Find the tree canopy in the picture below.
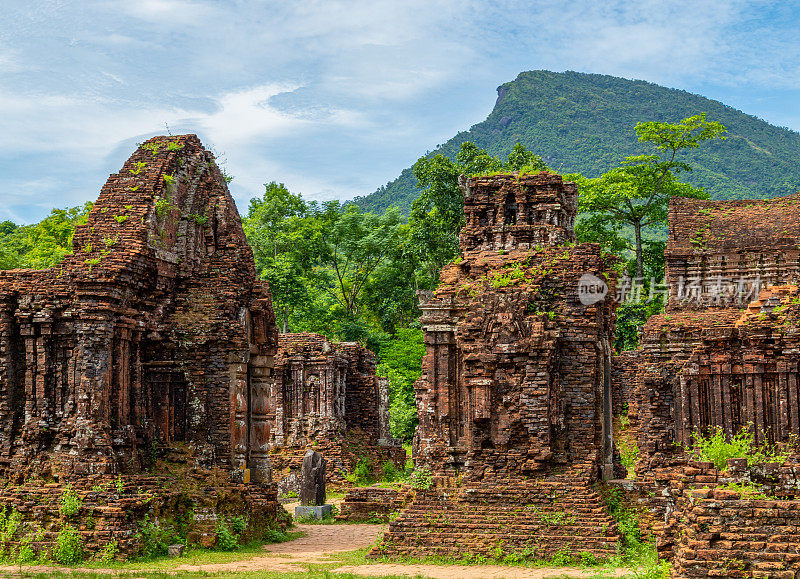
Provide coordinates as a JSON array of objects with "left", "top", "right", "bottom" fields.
[{"left": 578, "top": 114, "right": 726, "bottom": 279}]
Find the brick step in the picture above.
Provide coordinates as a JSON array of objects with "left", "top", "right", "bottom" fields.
[
  {"left": 372, "top": 473, "right": 621, "bottom": 560},
  {"left": 398, "top": 507, "right": 612, "bottom": 518}
]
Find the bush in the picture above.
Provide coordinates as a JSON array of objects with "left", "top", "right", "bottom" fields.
[
  {"left": 381, "top": 461, "right": 400, "bottom": 482},
  {"left": 229, "top": 515, "right": 247, "bottom": 536},
  {"left": 687, "top": 425, "right": 793, "bottom": 471},
  {"left": 99, "top": 539, "right": 119, "bottom": 563},
  {"left": 618, "top": 438, "right": 640, "bottom": 473},
  {"left": 15, "top": 532, "right": 37, "bottom": 564},
  {"left": 0, "top": 507, "right": 21, "bottom": 548},
  {"left": 53, "top": 525, "right": 84, "bottom": 564},
  {"left": 263, "top": 528, "right": 291, "bottom": 544},
  {"left": 215, "top": 517, "right": 239, "bottom": 551},
  {"left": 346, "top": 457, "right": 374, "bottom": 486},
  {"left": 689, "top": 426, "right": 753, "bottom": 470},
  {"left": 410, "top": 466, "right": 432, "bottom": 490},
  {"left": 137, "top": 518, "right": 180, "bottom": 559},
  {"left": 60, "top": 486, "right": 83, "bottom": 517}
]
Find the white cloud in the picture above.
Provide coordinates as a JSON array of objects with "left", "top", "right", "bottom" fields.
[
  {"left": 114, "top": 0, "right": 217, "bottom": 26},
  {"left": 1, "top": 0, "right": 798, "bottom": 223}
]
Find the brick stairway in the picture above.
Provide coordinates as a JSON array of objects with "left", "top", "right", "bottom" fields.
[{"left": 373, "top": 467, "right": 620, "bottom": 560}]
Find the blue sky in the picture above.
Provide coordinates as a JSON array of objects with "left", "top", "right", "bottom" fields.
[{"left": 1, "top": 0, "right": 799, "bottom": 223}]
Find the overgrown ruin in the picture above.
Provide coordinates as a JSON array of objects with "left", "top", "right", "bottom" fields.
[
  {"left": 269, "top": 332, "right": 404, "bottom": 492},
  {"left": 3, "top": 132, "right": 800, "bottom": 575},
  {"left": 614, "top": 194, "right": 800, "bottom": 577},
  {"left": 0, "top": 135, "right": 287, "bottom": 558},
  {"left": 378, "top": 172, "right": 622, "bottom": 560}
]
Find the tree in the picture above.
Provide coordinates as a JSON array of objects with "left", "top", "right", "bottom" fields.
[
  {"left": 0, "top": 203, "right": 93, "bottom": 271},
  {"left": 312, "top": 202, "right": 405, "bottom": 321},
  {"left": 579, "top": 114, "right": 727, "bottom": 279},
  {"left": 376, "top": 327, "right": 426, "bottom": 440},
  {"left": 243, "top": 182, "right": 320, "bottom": 333}
]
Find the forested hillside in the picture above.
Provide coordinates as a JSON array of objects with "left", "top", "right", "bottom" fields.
[{"left": 354, "top": 70, "right": 800, "bottom": 213}]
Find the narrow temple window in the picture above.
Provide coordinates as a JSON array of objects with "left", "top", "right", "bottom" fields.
[{"left": 504, "top": 193, "right": 517, "bottom": 225}]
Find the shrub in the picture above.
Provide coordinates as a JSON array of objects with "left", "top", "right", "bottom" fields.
[
  {"left": 381, "top": 461, "right": 400, "bottom": 482},
  {"left": 410, "top": 466, "right": 432, "bottom": 490},
  {"left": 215, "top": 517, "right": 240, "bottom": 551},
  {"left": 15, "top": 531, "right": 37, "bottom": 564},
  {"left": 689, "top": 426, "right": 752, "bottom": 470},
  {"left": 346, "top": 457, "right": 374, "bottom": 486},
  {"left": 688, "top": 425, "right": 793, "bottom": 471},
  {"left": 0, "top": 507, "right": 21, "bottom": 546},
  {"left": 229, "top": 515, "right": 247, "bottom": 536},
  {"left": 618, "top": 438, "right": 640, "bottom": 473},
  {"left": 263, "top": 528, "right": 291, "bottom": 544},
  {"left": 60, "top": 486, "right": 83, "bottom": 517},
  {"left": 53, "top": 525, "right": 84, "bottom": 564},
  {"left": 99, "top": 539, "right": 119, "bottom": 563},
  {"left": 137, "top": 518, "right": 180, "bottom": 558}
]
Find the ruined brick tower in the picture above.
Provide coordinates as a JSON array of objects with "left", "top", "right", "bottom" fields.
[
  {"left": 378, "top": 172, "right": 621, "bottom": 561},
  {"left": 0, "top": 135, "right": 278, "bottom": 481},
  {"left": 414, "top": 172, "right": 618, "bottom": 480},
  {"left": 631, "top": 194, "right": 800, "bottom": 474},
  {"left": 269, "top": 332, "right": 404, "bottom": 491}
]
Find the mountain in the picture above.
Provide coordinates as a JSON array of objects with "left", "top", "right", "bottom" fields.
[{"left": 353, "top": 70, "right": 800, "bottom": 214}]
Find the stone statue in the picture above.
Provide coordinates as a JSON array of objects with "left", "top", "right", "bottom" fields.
[{"left": 300, "top": 449, "right": 326, "bottom": 507}]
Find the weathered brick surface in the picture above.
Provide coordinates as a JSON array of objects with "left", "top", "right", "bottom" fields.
[
  {"left": 672, "top": 492, "right": 800, "bottom": 579},
  {"left": 269, "top": 332, "right": 404, "bottom": 492},
  {"left": 0, "top": 135, "right": 289, "bottom": 559},
  {"left": 626, "top": 194, "right": 800, "bottom": 476},
  {"left": 339, "top": 486, "right": 414, "bottom": 522},
  {"left": 665, "top": 195, "right": 800, "bottom": 311},
  {"left": 414, "top": 173, "right": 618, "bottom": 480},
  {"left": 612, "top": 351, "right": 640, "bottom": 422},
  {"left": 377, "top": 466, "right": 619, "bottom": 560},
  {"left": 382, "top": 172, "right": 621, "bottom": 559},
  {"left": 0, "top": 135, "right": 278, "bottom": 480},
  {"left": 0, "top": 471, "right": 289, "bottom": 560}
]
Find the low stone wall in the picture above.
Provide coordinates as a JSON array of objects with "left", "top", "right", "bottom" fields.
[
  {"left": 609, "top": 456, "right": 800, "bottom": 564},
  {"left": 0, "top": 472, "right": 289, "bottom": 560},
  {"left": 672, "top": 488, "right": 800, "bottom": 578},
  {"left": 339, "top": 486, "right": 414, "bottom": 522}
]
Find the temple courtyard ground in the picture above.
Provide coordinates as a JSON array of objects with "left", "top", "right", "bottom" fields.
[{"left": 0, "top": 521, "right": 640, "bottom": 578}]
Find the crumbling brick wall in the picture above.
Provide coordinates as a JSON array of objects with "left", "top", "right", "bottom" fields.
[
  {"left": 0, "top": 471, "right": 289, "bottom": 560},
  {"left": 269, "top": 332, "right": 404, "bottom": 491},
  {"left": 612, "top": 351, "right": 640, "bottom": 421},
  {"left": 632, "top": 195, "right": 800, "bottom": 474},
  {"left": 0, "top": 135, "right": 278, "bottom": 482},
  {"left": 665, "top": 195, "right": 800, "bottom": 311},
  {"left": 672, "top": 489, "right": 800, "bottom": 578}
]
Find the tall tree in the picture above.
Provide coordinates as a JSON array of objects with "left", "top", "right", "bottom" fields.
[
  {"left": 243, "top": 182, "right": 320, "bottom": 333},
  {"left": 579, "top": 114, "right": 727, "bottom": 279},
  {"left": 312, "top": 202, "right": 405, "bottom": 320},
  {"left": 0, "top": 203, "right": 93, "bottom": 270}
]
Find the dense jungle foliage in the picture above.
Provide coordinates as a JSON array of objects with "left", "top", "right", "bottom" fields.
[{"left": 354, "top": 70, "right": 800, "bottom": 214}]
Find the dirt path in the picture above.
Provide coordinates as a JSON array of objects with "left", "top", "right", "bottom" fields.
[
  {"left": 173, "top": 523, "right": 386, "bottom": 573},
  {"left": 0, "top": 523, "right": 632, "bottom": 578}
]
